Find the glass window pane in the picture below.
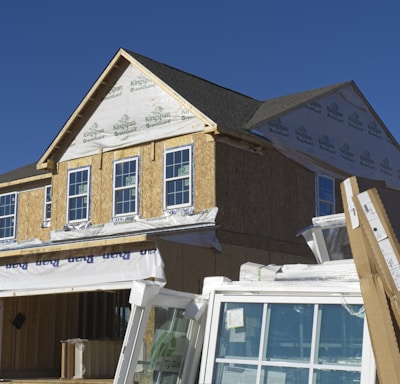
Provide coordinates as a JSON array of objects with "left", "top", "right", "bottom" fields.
[
  {"left": 313, "top": 369, "right": 360, "bottom": 384},
  {"left": 316, "top": 304, "right": 364, "bottom": 366},
  {"left": 319, "top": 177, "right": 333, "bottom": 201},
  {"left": 265, "top": 304, "right": 313, "bottom": 362},
  {"left": 213, "top": 363, "right": 257, "bottom": 384},
  {"left": 216, "top": 303, "right": 263, "bottom": 359},
  {"left": 319, "top": 202, "right": 333, "bottom": 216},
  {"left": 261, "top": 366, "right": 309, "bottom": 384},
  {"left": 134, "top": 307, "right": 190, "bottom": 383}
]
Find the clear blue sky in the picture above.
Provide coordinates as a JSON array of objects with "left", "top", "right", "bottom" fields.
[{"left": 0, "top": 0, "right": 399, "bottom": 174}]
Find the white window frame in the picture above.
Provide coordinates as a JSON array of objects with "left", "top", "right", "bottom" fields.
[
  {"left": 43, "top": 185, "right": 52, "bottom": 226},
  {"left": 114, "top": 281, "right": 206, "bottom": 384},
  {"left": 112, "top": 157, "right": 139, "bottom": 217},
  {"left": 200, "top": 292, "right": 375, "bottom": 384},
  {"left": 316, "top": 174, "right": 335, "bottom": 216},
  {"left": 67, "top": 166, "right": 91, "bottom": 223},
  {"left": 164, "top": 145, "right": 193, "bottom": 210},
  {"left": 0, "top": 192, "right": 17, "bottom": 240}
]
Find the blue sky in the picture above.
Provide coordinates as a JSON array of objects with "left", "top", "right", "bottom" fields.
[{"left": 0, "top": 1, "right": 399, "bottom": 174}]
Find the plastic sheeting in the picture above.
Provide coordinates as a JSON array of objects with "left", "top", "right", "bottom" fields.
[
  {"left": 0, "top": 248, "right": 165, "bottom": 294},
  {"left": 251, "top": 85, "right": 400, "bottom": 189},
  {"left": 61, "top": 64, "right": 204, "bottom": 162},
  {"left": 51, "top": 207, "right": 219, "bottom": 243}
]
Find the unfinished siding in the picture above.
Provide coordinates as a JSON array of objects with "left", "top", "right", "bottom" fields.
[
  {"left": 49, "top": 132, "right": 216, "bottom": 230},
  {"left": 1, "top": 294, "right": 80, "bottom": 378},
  {"left": 215, "top": 140, "right": 315, "bottom": 263},
  {"left": 16, "top": 185, "right": 51, "bottom": 242}
]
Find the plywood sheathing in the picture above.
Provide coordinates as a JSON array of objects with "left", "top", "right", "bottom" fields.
[{"left": 215, "top": 140, "right": 315, "bottom": 262}]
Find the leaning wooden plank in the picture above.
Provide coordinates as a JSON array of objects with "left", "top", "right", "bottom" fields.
[
  {"left": 354, "top": 187, "right": 400, "bottom": 326},
  {"left": 341, "top": 177, "right": 400, "bottom": 383}
]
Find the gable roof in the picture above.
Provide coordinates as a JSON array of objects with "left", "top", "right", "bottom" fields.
[
  {"left": 124, "top": 50, "right": 263, "bottom": 132},
  {"left": 1, "top": 48, "right": 397, "bottom": 182},
  {"left": 245, "top": 82, "right": 350, "bottom": 129}
]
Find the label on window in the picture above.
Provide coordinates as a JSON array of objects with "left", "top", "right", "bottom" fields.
[{"left": 226, "top": 307, "right": 244, "bottom": 328}]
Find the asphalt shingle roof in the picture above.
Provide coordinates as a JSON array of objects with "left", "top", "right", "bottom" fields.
[
  {"left": 126, "top": 50, "right": 263, "bottom": 131},
  {"left": 0, "top": 163, "right": 48, "bottom": 184},
  {"left": 0, "top": 49, "right": 360, "bottom": 182}
]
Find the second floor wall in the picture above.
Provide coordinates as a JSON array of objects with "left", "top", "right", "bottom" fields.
[{"left": 1, "top": 131, "right": 216, "bottom": 243}]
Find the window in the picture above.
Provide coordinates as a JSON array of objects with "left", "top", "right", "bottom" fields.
[
  {"left": 164, "top": 146, "right": 192, "bottom": 209},
  {"left": 0, "top": 192, "right": 17, "bottom": 240},
  {"left": 113, "top": 158, "right": 138, "bottom": 216},
  {"left": 114, "top": 283, "right": 204, "bottom": 384},
  {"left": 67, "top": 167, "right": 90, "bottom": 223},
  {"left": 43, "top": 185, "right": 52, "bottom": 224},
  {"left": 201, "top": 295, "right": 375, "bottom": 384},
  {"left": 316, "top": 174, "right": 335, "bottom": 216}
]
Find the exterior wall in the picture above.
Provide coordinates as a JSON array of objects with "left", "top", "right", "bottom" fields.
[
  {"left": 215, "top": 141, "right": 318, "bottom": 266},
  {"left": 49, "top": 132, "right": 215, "bottom": 231},
  {"left": 1, "top": 294, "right": 79, "bottom": 378},
  {"left": 5, "top": 181, "right": 52, "bottom": 243}
]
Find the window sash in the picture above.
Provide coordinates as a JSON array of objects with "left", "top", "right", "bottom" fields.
[
  {"left": 113, "top": 158, "right": 138, "bottom": 217},
  {"left": 316, "top": 175, "right": 335, "bottom": 216},
  {"left": 164, "top": 146, "right": 192, "bottom": 209},
  {"left": 44, "top": 185, "right": 52, "bottom": 221},
  {"left": 0, "top": 192, "right": 17, "bottom": 240},
  {"left": 67, "top": 167, "right": 90, "bottom": 223},
  {"left": 203, "top": 294, "right": 374, "bottom": 384}
]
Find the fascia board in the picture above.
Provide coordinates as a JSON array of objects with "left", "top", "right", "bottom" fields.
[{"left": 36, "top": 49, "right": 130, "bottom": 170}]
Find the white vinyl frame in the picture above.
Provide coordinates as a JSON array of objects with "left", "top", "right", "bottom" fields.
[
  {"left": 43, "top": 185, "right": 52, "bottom": 223},
  {"left": 0, "top": 191, "right": 18, "bottom": 240},
  {"left": 200, "top": 291, "right": 376, "bottom": 384},
  {"left": 114, "top": 283, "right": 206, "bottom": 384},
  {"left": 316, "top": 174, "right": 335, "bottom": 216},
  {"left": 112, "top": 157, "right": 139, "bottom": 217},
  {"left": 66, "top": 166, "right": 91, "bottom": 223},
  {"left": 163, "top": 145, "right": 193, "bottom": 210}
]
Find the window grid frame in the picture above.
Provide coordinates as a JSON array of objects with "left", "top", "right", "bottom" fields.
[
  {"left": 0, "top": 192, "right": 17, "bottom": 240},
  {"left": 204, "top": 294, "right": 374, "bottom": 384},
  {"left": 112, "top": 156, "right": 139, "bottom": 217},
  {"left": 164, "top": 145, "right": 193, "bottom": 210},
  {"left": 43, "top": 185, "right": 52, "bottom": 222},
  {"left": 316, "top": 174, "right": 335, "bottom": 216},
  {"left": 67, "top": 166, "right": 91, "bottom": 223}
]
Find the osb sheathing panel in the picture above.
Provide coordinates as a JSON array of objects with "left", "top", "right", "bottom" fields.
[
  {"left": 215, "top": 142, "right": 315, "bottom": 260},
  {"left": 16, "top": 187, "right": 51, "bottom": 242},
  {"left": 2, "top": 294, "right": 79, "bottom": 374},
  {"left": 158, "top": 239, "right": 217, "bottom": 293},
  {"left": 52, "top": 133, "right": 215, "bottom": 229}
]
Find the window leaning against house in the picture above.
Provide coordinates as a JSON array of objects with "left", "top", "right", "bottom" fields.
[
  {"left": 67, "top": 167, "right": 91, "bottom": 223},
  {"left": 164, "top": 145, "right": 193, "bottom": 209},
  {"left": 113, "top": 157, "right": 139, "bottom": 217},
  {"left": 316, "top": 174, "right": 335, "bottom": 216},
  {"left": 42, "top": 185, "right": 52, "bottom": 227},
  {"left": 0, "top": 192, "right": 17, "bottom": 240}
]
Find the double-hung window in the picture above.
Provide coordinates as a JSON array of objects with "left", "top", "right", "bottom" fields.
[
  {"left": 164, "top": 145, "right": 193, "bottom": 209},
  {"left": 0, "top": 192, "right": 17, "bottom": 240},
  {"left": 113, "top": 157, "right": 139, "bottom": 217},
  {"left": 43, "top": 185, "right": 52, "bottom": 225},
  {"left": 67, "top": 167, "right": 90, "bottom": 223},
  {"left": 316, "top": 174, "right": 335, "bottom": 216}
]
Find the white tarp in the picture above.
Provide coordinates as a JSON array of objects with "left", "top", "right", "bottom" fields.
[
  {"left": 51, "top": 207, "right": 219, "bottom": 243},
  {"left": 251, "top": 84, "right": 400, "bottom": 189},
  {"left": 61, "top": 64, "right": 204, "bottom": 161},
  {"left": 0, "top": 248, "right": 165, "bottom": 293}
]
